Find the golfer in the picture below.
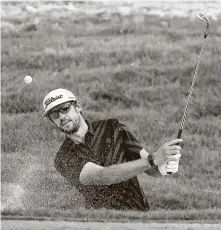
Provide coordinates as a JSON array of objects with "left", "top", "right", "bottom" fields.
[{"left": 42, "top": 88, "right": 182, "bottom": 211}]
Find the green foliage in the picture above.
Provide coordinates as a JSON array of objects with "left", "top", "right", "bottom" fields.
[{"left": 1, "top": 2, "right": 221, "bottom": 213}]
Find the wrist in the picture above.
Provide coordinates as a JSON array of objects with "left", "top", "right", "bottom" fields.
[{"left": 148, "top": 154, "right": 156, "bottom": 166}]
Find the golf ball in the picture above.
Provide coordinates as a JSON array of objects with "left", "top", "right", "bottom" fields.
[{"left": 24, "top": 75, "right": 32, "bottom": 84}]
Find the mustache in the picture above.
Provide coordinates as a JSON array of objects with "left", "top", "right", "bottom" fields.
[{"left": 60, "top": 119, "right": 71, "bottom": 126}]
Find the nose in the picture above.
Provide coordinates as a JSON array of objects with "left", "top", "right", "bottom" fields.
[{"left": 58, "top": 112, "right": 67, "bottom": 119}]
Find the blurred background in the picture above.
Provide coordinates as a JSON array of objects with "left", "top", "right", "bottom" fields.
[{"left": 1, "top": 0, "right": 221, "bottom": 213}]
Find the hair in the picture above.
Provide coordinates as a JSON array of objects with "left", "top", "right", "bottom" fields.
[{"left": 72, "top": 100, "right": 83, "bottom": 115}]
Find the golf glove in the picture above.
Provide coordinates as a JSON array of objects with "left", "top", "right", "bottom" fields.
[{"left": 158, "top": 160, "right": 180, "bottom": 176}]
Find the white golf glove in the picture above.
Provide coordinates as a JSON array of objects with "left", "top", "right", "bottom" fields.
[{"left": 158, "top": 159, "right": 180, "bottom": 176}]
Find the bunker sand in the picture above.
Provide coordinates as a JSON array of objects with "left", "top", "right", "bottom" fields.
[{"left": 2, "top": 220, "right": 221, "bottom": 230}]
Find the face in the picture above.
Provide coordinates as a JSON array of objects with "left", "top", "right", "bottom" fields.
[{"left": 48, "top": 102, "right": 82, "bottom": 134}]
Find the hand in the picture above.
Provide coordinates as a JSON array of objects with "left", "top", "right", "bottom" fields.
[
  {"left": 152, "top": 139, "right": 183, "bottom": 166},
  {"left": 158, "top": 160, "right": 180, "bottom": 176}
]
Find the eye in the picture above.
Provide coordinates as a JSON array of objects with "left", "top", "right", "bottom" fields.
[{"left": 60, "top": 105, "right": 71, "bottom": 113}]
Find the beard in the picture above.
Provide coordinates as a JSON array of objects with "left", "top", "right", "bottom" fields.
[{"left": 58, "top": 116, "right": 81, "bottom": 134}]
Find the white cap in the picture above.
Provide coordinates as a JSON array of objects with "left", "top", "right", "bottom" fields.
[{"left": 42, "top": 88, "right": 77, "bottom": 117}]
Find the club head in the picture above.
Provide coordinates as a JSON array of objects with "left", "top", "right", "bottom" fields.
[
  {"left": 196, "top": 13, "right": 210, "bottom": 38},
  {"left": 196, "top": 13, "right": 209, "bottom": 26}
]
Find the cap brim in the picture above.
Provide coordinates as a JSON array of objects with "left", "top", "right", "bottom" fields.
[{"left": 42, "top": 110, "right": 49, "bottom": 118}]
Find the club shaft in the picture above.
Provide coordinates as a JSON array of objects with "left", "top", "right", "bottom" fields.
[{"left": 178, "top": 38, "right": 206, "bottom": 137}]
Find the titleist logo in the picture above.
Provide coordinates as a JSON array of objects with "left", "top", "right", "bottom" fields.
[{"left": 45, "top": 95, "right": 63, "bottom": 108}]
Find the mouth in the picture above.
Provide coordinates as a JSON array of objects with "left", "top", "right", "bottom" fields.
[{"left": 61, "top": 121, "right": 70, "bottom": 126}]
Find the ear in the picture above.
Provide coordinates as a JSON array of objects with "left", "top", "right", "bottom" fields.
[{"left": 76, "top": 100, "right": 82, "bottom": 112}]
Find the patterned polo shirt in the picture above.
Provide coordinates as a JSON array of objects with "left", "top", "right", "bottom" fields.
[{"left": 54, "top": 118, "right": 149, "bottom": 211}]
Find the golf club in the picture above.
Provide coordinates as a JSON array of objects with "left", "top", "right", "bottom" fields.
[
  {"left": 176, "top": 13, "right": 210, "bottom": 140},
  {"left": 167, "top": 13, "right": 210, "bottom": 175}
]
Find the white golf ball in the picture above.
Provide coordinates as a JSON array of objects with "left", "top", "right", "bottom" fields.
[{"left": 24, "top": 75, "right": 32, "bottom": 84}]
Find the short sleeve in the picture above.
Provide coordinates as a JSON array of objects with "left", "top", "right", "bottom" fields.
[
  {"left": 54, "top": 149, "right": 91, "bottom": 188},
  {"left": 119, "top": 122, "right": 143, "bottom": 161}
]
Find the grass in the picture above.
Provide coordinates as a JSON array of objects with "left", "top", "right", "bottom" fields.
[{"left": 1, "top": 1, "right": 221, "bottom": 216}]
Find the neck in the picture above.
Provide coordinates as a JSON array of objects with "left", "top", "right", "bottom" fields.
[{"left": 66, "top": 118, "right": 88, "bottom": 144}]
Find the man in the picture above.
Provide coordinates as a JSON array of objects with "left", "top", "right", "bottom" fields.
[{"left": 42, "top": 88, "right": 182, "bottom": 211}]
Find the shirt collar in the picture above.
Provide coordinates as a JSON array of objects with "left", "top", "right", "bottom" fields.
[{"left": 85, "top": 120, "right": 94, "bottom": 135}]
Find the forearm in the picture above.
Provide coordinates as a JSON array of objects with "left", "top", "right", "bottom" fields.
[
  {"left": 81, "top": 158, "right": 152, "bottom": 186},
  {"left": 101, "top": 158, "right": 151, "bottom": 185}
]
